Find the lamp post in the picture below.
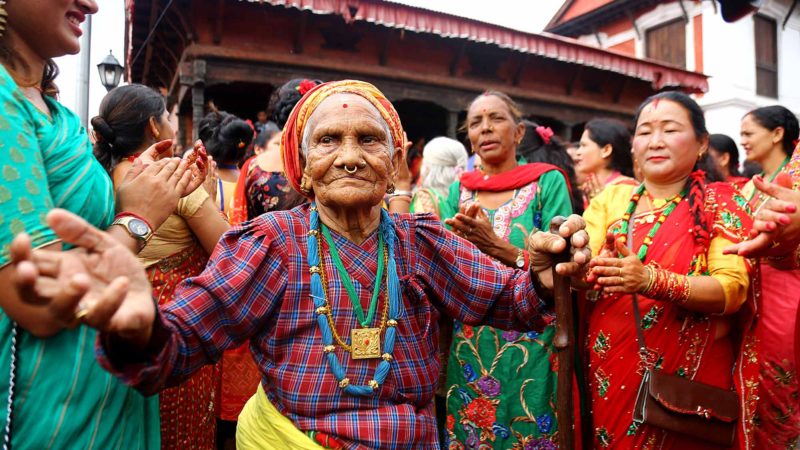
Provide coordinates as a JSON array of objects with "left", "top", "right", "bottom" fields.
[{"left": 97, "top": 50, "right": 124, "bottom": 92}]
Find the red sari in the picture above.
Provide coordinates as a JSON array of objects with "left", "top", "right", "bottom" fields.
[
  {"left": 586, "top": 183, "right": 758, "bottom": 449},
  {"left": 148, "top": 244, "right": 219, "bottom": 449}
]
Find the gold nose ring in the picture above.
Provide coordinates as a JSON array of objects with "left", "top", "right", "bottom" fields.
[{"left": 344, "top": 165, "right": 358, "bottom": 174}]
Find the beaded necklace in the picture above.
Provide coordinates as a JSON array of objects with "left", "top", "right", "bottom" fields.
[
  {"left": 307, "top": 204, "right": 401, "bottom": 396},
  {"left": 321, "top": 223, "right": 384, "bottom": 328},
  {"left": 618, "top": 184, "right": 686, "bottom": 262}
]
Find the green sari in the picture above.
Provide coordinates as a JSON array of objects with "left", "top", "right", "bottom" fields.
[
  {"left": 443, "top": 169, "right": 572, "bottom": 449},
  {"left": 0, "top": 66, "right": 160, "bottom": 449}
]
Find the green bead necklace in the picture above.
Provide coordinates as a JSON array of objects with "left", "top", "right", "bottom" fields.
[{"left": 618, "top": 184, "right": 687, "bottom": 262}]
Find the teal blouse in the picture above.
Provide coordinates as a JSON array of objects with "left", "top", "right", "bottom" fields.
[{"left": 0, "top": 66, "right": 160, "bottom": 449}]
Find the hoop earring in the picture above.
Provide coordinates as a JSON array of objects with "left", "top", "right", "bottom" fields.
[{"left": 0, "top": 1, "right": 7, "bottom": 40}]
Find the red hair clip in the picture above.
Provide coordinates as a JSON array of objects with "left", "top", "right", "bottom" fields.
[{"left": 535, "top": 126, "right": 554, "bottom": 145}]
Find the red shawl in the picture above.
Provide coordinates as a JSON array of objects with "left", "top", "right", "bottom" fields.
[{"left": 459, "top": 163, "right": 570, "bottom": 193}]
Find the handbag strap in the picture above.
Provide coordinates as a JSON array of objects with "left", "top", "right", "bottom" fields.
[{"left": 627, "top": 217, "right": 650, "bottom": 365}]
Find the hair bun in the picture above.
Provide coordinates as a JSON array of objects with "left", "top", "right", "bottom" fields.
[{"left": 90, "top": 116, "right": 116, "bottom": 144}]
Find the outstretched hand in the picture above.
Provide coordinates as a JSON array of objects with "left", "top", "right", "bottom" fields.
[
  {"left": 11, "top": 209, "right": 156, "bottom": 346},
  {"left": 445, "top": 201, "right": 499, "bottom": 251},
  {"left": 527, "top": 214, "right": 591, "bottom": 290},
  {"left": 723, "top": 173, "right": 800, "bottom": 258}
]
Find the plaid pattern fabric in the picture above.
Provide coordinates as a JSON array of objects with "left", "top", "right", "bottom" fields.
[{"left": 97, "top": 204, "right": 552, "bottom": 449}]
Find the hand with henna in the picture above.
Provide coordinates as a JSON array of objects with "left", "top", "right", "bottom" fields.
[
  {"left": 723, "top": 173, "right": 800, "bottom": 263},
  {"left": 586, "top": 237, "right": 649, "bottom": 294}
]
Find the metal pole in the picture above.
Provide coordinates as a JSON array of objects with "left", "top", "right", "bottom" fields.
[{"left": 76, "top": 15, "right": 92, "bottom": 128}]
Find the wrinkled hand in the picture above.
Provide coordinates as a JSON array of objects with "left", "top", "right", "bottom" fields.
[
  {"left": 116, "top": 157, "right": 194, "bottom": 230},
  {"left": 11, "top": 209, "right": 156, "bottom": 346},
  {"left": 723, "top": 173, "right": 800, "bottom": 258},
  {"left": 586, "top": 237, "right": 648, "bottom": 294},
  {"left": 445, "top": 201, "right": 499, "bottom": 250},
  {"left": 527, "top": 214, "right": 591, "bottom": 289}
]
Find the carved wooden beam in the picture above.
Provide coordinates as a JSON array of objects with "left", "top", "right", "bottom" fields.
[
  {"left": 213, "top": 0, "right": 225, "bottom": 45},
  {"left": 141, "top": 0, "right": 161, "bottom": 85}
]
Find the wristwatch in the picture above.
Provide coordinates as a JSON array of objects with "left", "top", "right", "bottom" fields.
[
  {"left": 515, "top": 248, "right": 526, "bottom": 269},
  {"left": 111, "top": 214, "right": 153, "bottom": 248}
]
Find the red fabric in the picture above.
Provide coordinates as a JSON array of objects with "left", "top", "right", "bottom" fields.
[
  {"left": 586, "top": 183, "right": 758, "bottom": 449},
  {"left": 727, "top": 176, "right": 749, "bottom": 190},
  {"left": 147, "top": 244, "right": 219, "bottom": 450},
  {"left": 459, "top": 163, "right": 569, "bottom": 193},
  {"left": 242, "top": 0, "right": 709, "bottom": 93},
  {"left": 231, "top": 156, "right": 255, "bottom": 225}
]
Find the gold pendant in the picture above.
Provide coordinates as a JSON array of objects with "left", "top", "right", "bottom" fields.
[{"left": 351, "top": 328, "right": 381, "bottom": 359}]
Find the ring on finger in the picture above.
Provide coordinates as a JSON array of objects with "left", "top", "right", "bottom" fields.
[
  {"left": 617, "top": 267, "right": 622, "bottom": 276},
  {"left": 74, "top": 306, "right": 89, "bottom": 322}
]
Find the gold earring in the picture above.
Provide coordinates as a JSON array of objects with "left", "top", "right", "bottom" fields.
[
  {"left": 154, "top": 130, "right": 160, "bottom": 140},
  {"left": 0, "top": 1, "right": 7, "bottom": 40},
  {"left": 386, "top": 183, "right": 395, "bottom": 194}
]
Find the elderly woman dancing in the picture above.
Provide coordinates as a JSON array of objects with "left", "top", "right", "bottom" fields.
[{"left": 9, "top": 80, "right": 590, "bottom": 450}]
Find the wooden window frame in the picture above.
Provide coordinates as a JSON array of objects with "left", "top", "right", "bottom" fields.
[{"left": 754, "top": 14, "right": 778, "bottom": 98}]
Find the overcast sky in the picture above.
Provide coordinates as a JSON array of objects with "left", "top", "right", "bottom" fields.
[{"left": 56, "top": 0, "right": 565, "bottom": 120}]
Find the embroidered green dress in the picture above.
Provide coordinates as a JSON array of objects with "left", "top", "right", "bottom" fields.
[
  {"left": 442, "top": 169, "right": 572, "bottom": 449},
  {"left": 0, "top": 66, "right": 160, "bottom": 449}
]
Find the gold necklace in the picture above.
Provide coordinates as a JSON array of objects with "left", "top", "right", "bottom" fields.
[{"left": 317, "top": 237, "right": 389, "bottom": 355}]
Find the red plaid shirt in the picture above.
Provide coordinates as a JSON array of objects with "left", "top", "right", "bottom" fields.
[{"left": 97, "top": 205, "right": 552, "bottom": 449}]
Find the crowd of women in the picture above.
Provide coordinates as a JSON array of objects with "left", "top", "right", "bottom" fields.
[{"left": 1, "top": 1, "right": 799, "bottom": 450}]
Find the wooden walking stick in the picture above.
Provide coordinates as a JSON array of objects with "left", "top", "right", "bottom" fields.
[{"left": 549, "top": 216, "right": 575, "bottom": 450}]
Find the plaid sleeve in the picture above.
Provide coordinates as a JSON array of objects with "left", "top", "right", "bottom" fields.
[
  {"left": 96, "top": 217, "right": 288, "bottom": 394},
  {"left": 412, "top": 214, "right": 553, "bottom": 332}
]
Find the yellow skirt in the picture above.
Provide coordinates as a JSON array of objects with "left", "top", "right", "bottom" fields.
[{"left": 236, "top": 384, "right": 325, "bottom": 450}]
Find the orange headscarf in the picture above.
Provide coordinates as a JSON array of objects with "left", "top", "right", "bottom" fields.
[{"left": 280, "top": 80, "right": 405, "bottom": 197}]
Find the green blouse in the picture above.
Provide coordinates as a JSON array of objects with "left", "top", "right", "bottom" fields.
[{"left": 0, "top": 66, "right": 160, "bottom": 449}]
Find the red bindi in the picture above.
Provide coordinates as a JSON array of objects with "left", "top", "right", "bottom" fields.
[
  {"left": 652, "top": 98, "right": 660, "bottom": 109},
  {"left": 342, "top": 103, "right": 348, "bottom": 108}
]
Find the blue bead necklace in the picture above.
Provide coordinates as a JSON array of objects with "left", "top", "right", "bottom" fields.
[{"left": 307, "top": 204, "right": 402, "bottom": 396}]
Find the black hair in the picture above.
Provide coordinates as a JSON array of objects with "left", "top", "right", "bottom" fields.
[
  {"left": 746, "top": 105, "right": 799, "bottom": 156},
  {"left": 517, "top": 119, "right": 584, "bottom": 215},
  {"left": 91, "top": 84, "right": 166, "bottom": 172},
  {"left": 268, "top": 78, "right": 323, "bottom": 129},
  {"left": 742, "top": 160, "right": 763, "bottom": 178},
  {"left": 634, "top": 91, "right": 710, "bottom": 250},
  {"left": 198, "top": 111, "right": 254, "bottom": 165},
  {"left": 696, "top": 152, "right": 725, "bottom": 183},
  {"left": 254, "top": 122, "right": 281, "bottom": 148},
  {"left": 583, "top": 118, "right": 634, "bottom": 178},
  {"left": 708, "top": 133, "right": 742, "bottom": 177}
]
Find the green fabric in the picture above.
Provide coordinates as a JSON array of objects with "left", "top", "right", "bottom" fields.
[
  {"left": 0, "top": 65, "right": 160, "bottom": 449},
  {"left": 443, "top": 169, "right": 572, "bottom": 449}
]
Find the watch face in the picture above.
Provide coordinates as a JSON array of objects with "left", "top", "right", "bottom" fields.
[
  {"left": 128, "top": 218, "right": 150, "bottom": 237},
  {"left": 516, "top": 258, "right": 525, "bottom": 268}
]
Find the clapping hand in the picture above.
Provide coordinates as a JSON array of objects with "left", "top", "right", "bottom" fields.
[
  {"left": 723, "top": 173, "right": 800, "bottom": 258},
  {"left": 11, "top": 209, "right": 156, "bottom": 347},
  {"left": 587, "top": 236, "right": 648, "bottom": 294}
]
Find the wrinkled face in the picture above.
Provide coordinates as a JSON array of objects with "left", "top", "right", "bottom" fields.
[
  {"left": 632, "top": 100, "right": 706, "bottom": 185},
  {"left": 6, "top": 0, "right": 98, "bottom": 59},
  {"left": 574, "top": 129, "right": 610, "bottom": 175},
  {"left": 466, "top": 95, "right": 524, "bottom": 167},
  {"left": 740, "top": 114, "right": 781, "bottom": 164},
  {"left": 303, "top": 94, "right": 401, "bottom": 209}
]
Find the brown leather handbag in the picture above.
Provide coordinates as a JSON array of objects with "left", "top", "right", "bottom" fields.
[{"left": 627, "top": 219, "right": 739, "bottom": 447}]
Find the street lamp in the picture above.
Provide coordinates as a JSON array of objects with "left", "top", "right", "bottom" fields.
[{"left": 97, "top": 50, "right": 124, "bottom": 92}]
